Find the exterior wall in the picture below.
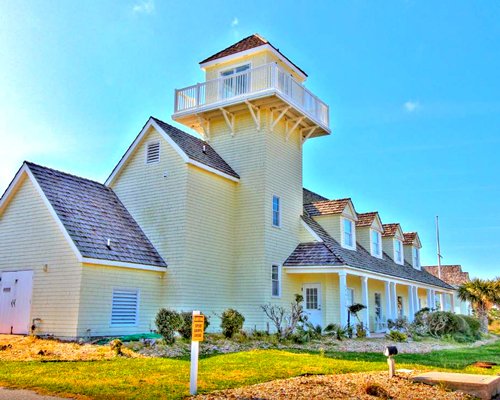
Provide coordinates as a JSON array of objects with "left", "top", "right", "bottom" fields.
[
  {"left": 382, "top": 237, "right": 395, "bottom": 260},
  {"left": 0, "top": 176, "right": 82, "bottom": 338},
  {"left": 110, "top": 126, "right": 188, "bottom": 311},
  {"left": 313, "top": 215, "right": 342, "bottom": 243},
  {"left": 77, "top": 263, "right": 164, "bottom": 337},
  {"left": 357, "top": 227, "right": 371, "bottom": 253},
  {"left": 404, "top": 245, "right": 414, "bottom": 267}
]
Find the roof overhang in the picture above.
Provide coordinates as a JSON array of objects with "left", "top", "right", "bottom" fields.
[{"left": 199, "top": 44, "right": 308, "bottom": 81}]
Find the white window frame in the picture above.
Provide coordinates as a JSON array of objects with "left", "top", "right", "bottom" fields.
[
  {"left": 370, "top": 229, "right": 382, "bottom": 258},
  {"left": 374, "top": 292, "right": 382, "bottom": 319},
  {"left": 145, "top": 141, "right": 160, "bottom": 164},
  {"left": 272, "top": 195, "right": 281, "bottom": 228},
  {"left": 271, "top": 264, "right": 282, "bottom": 298},
  {"left": 346, "top": 287, "right": 355, "bottom": 306},
  {"left": 219, "top": 62, "right": 252, "bottom": 99},
  {"left": 341, "top": 217, "right": 356, "bottom": 250},
  {"left": 110, "top": 288, "right": 140, "bottom": 327},
  {"left": 413, "top": 247, "right": 421, "bottom": 269},
  {"left": 393, "top": 239, "right": 404, "bottom": 265}
]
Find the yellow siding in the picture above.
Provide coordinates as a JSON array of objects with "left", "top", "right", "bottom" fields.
[
  {"left": 313, "top": 215, "right": 342, "bottom": 243},
  {"left": 396, "top": 284, "right": 410, "bottom": 317},
  {"left": 0, "top": 175, "right": 82, "bottom": 338},
  {"left": 357, "top": 227, "right": 371, "bottom": 253},
  {"left": 368, "top": 279, "right": 386, "bottom": 329},
  {"left": 77, "top": 263, "right": 164, "bottom": 336},
  {"left": 382, "top": 238, "right": 395, "bottom": 260}
]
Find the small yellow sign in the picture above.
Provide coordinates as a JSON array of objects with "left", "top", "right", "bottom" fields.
[{"left": 192, "top": 315, "right": 205, "bottom": 342}]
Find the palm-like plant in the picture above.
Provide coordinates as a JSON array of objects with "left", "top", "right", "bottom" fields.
[{"left": 457, "top": 278, "right": 497, "bottom": 333}]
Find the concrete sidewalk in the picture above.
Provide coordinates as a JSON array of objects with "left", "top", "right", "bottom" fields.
[{"left": 0, "top": 387, "right": 71, "bottom": 400}]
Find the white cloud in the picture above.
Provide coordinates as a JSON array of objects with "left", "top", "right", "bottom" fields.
[
  {"left": 404, "top": 100, "right": 420, "bottom": 112},
  {"left": 231, "top": 17, "right": 239, "bottom": 27},
  {"left": 132, "top": 0, "right": 155, "bottom": 14}
]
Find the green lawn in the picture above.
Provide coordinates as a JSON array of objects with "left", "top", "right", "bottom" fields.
[{"left": 0, "top": 341, "right": 499, "bottom": 400}]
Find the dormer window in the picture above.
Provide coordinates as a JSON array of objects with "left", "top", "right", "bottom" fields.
[
  {"left": 371, "top": 230, "right": 382, "bottom": 258},
  {"left": 342, "top": 218, "right": 356, "bottom": 250},
  {"left": 394, "top": 239, "right": 403, "bottom": 265},
  {"left": 413, "top": 247, "right": 421, "bottom": 269}
]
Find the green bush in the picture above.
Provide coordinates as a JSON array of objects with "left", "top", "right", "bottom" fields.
[
  {"left": 387, "top": 317, "right": 409, "bottom": 332},
  {"left": 428, "top": 311, "right": 471, "bottom": 337},
  {"left": 177, "top": 311, "right": 210, "bottom": 339},
  {"left": 220, "top": 308, "right": 245, "bottom": 339},
  {"left": 155, "top": 308, "right": 183, "bottom": 345},
  {"left": 323, "top": 323, "right": 347, "bottom": 341},
  {"left": 462, "top": 315, "right": 481, "bottom": 338},
  {"left": 293, "top": 322, "right": 322, "bottom": 343},
  {"left": 385, "top": 330, "right": 408, "bottom": 342}
]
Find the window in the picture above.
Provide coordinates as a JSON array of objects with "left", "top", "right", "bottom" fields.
[
  {"left": 342, "top": 218, "right": 355, "bottom": 249},
  {"left": 271, "top": 265, "right": 281, "bottom": 297},
  {"left": 272, "top": 195, "right": 281, "bottom": 227},
  {"left": 146, "top": 141, "right": 160, "bottom": 164},
  {"left": 371, "top": 230, "right": 382, "bottom": 258},
  {"left": 374, "top": 292, "right": 382, "bottom": 319},
  {"left": 397, "top": 296, "right": 404, "bottom": 317},
  {"left": 220, "top": 64, "right": 250, "bottom": 99},
  {"left": 413, "top": 247, "right": 421, "bottom": 269},
  {"left": 306, "top": 287, "right": 319, "bottom": 309},
  {"left": 111, "top": 289, "right": 139, "bottom": 326},
  {"left": 394, "top": 239, "right": 403, "bottom": 264},
  {"left": 346, "top": 287, "right": 354, "bottom": 306}
]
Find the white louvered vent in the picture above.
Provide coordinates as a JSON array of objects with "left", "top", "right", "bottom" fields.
[
  {"left": 111, "top": 289, "right": 139, "bottom": 326},
  {"left": 146, "top": 141, "right": 160, "bottom": 164}
]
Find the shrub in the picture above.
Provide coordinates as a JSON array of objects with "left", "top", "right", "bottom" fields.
[
  {"left": 356, "top": 323, "right": 367, "bottom": 338},
  {"left": 293, "top": 322, "right": 322, "bottom": 343},
  {"left": 109, "top": 339, "right": 123, "bottom": 356},
  {"left": 261, "top": 294, "right": 306, "bottom": 340},
  {"left": 177, "top": 311, "right": 210, "bottom": 339},
  {"left": 220, "top": 309, "right": 245, "bottom": 339},
  {"left": 427, "top": 311, "right": 470, "bottom": 338},
  {"left": 155, "top": 308, "right": 183, "bottom": 345},
  {"left": 385, "top": 330, "right": 407, "bottom": 342},
  {"left": 462, "top": 315, "right": 481, "bottom": 338},
  {"left": 324, "top": 323, "right": 348, "bottom": 341},
  {"left": 388, "top": 317, "right": 409, "bottom": 332}
]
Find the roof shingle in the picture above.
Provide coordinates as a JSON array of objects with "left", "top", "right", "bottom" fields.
[
  {"left": 303, "top": 188, "right": 328, "bottom": 205},
  {"left": 382, "top": 223, "right": 402, "bottom": 237},
  {"left": 423, "top": 265, "right": 470, "bottom": 287},
  {"left": 356, "top": 212, "right": 379, "bottom": 227},
  {"left": 304, "top": 198, "right": 352, "bottom": 217},
  {"left": 27, "top": 162, "right": 166, "bottom": 268},
  {"left": 403, "top": 232, "right": 417, "bottom": 245}
]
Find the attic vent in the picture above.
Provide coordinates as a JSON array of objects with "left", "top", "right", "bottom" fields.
[
  {"left": 146, "top": 141, "right": 160, "bottom": 164},
  {"left": 111, "top": 289, "right": 139, "bottom": 326}
]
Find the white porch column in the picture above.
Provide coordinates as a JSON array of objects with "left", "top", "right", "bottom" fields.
[
  {"left": 432, "top": 290, "right": 437, "bottom": 310},
  {"left": 390, "top": 282, "right": 397, "bottom": 320},
  {"left": 439, "top": 292, "right": 445, "bottom": 311},
  {"left": 361, "top": 276, "right": 370, "bottom": 336},
  {"left": 339, "top": 272, "right": 348, "bottom": 327},
  {"left": 426, "top": 288, "right": 432, "bottom": 309},
  {"left": 384, "top": 281, "right": 391, "bottom": 330},
  {"left": 408, "top": 285, "right": 414, "bottom": 322}
]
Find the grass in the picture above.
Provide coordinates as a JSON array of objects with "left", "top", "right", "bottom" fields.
[{"left": 0, "top": 341, "right": 498, "bottom": 399}]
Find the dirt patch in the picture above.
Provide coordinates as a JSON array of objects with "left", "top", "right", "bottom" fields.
[
  {"left": 0, "top": 335, "right": 141, "bottom": 361},
  {"left": 193, "top": 371, "right": 475, "bottom": 400}
]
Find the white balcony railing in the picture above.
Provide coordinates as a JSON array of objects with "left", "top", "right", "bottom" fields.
[{"left": 174, "top": 63, "right": 329, "bottom": 128}]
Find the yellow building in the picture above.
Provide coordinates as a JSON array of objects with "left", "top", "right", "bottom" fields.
[{"left": 0, "top": 35, "right": 454, "bottom": 338}]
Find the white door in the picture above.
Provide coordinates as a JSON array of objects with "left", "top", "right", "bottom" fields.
[
  {"left": 0, "top": 271, "right": 33, "bottom": 334},
  {"left": 303, "top": 283, "right": 322, "bottom": 327}
]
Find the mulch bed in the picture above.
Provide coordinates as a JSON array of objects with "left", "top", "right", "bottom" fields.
[{"left": 193, "top": 371, "right": 474, "bottom": 400}]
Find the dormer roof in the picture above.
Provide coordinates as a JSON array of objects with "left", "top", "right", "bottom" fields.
[
  {"left": 423, "top": 265, "right": 470, "bottom": 286},
  {"left": 382, "top": 223, "right": 403, "bottom": 238},
  {"left": 403, "top": 232, "right": 422, "bottom": 248},
  {"left": 199, "top": 34, "right": 308, "bottom": 78},
  {"left": 304, "top": 198, "right": 357, "bottom": 220}
]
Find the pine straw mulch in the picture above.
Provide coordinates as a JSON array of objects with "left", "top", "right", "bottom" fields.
[
  {"left": 0, "top": 335, "right": 141, "bottom": 361},
  {"left": 193, "top": 371, "right": 475, "bottom": 400}
]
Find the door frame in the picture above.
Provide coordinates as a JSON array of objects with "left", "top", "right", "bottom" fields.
[{"left": 0, "top": 270, "right": 34, "bottom": 335}]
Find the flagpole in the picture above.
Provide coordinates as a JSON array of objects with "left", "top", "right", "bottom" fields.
[{"left": 436, "top": 216, "right": 445, "bottom": 311}]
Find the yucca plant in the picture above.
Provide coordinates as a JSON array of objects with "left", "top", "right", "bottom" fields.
[{"left": 457, "top": 278, "right": 498, "bottom": 333}]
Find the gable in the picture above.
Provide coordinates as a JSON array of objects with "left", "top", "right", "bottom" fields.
[{"left": 371, "top": 215, "right": 383, "bottom": 232}]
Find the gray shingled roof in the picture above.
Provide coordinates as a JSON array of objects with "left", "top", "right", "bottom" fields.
[
  {"left": 152, "top": 118, "right": 239, "bottom": 179},
  {"left": 284, "top": 212, "right": 453, "bottom": 290},
  {"left": 303, "top": 188, "right": 328, "bottom": 205},
  {"left": 27, "top": 162, "right": 167, "bottom": 267}
]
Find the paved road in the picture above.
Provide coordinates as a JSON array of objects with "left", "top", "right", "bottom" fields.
[{"left": 0, "top": 387, "right": 71, "bottom": 399}]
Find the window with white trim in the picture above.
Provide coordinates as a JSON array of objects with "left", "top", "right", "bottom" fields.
[
  {"left": 272, "top": 195, "right": 281, "bottom": 227},
  {"left": 394, "top": 239, "right": 403, "bottom": 265},
  {"left": 220, "top": 64, "right": 251, "bottom": 98},
  {"left": 146, "top": 141, "right": 160, "bottom": 164},
  {"left": 342, "top": 218, "right": 355, "bottom": 249},
  {"left": 271, "top": 265, "right": 281, "bottom": 297},
  {"left": 371, "top": 229, "right": 382, "bottom": 258},
  {"left": 111, "top": 289, "right": 139, "bottom": 326},
  {"left": 374, "top": 292, "right": 382, "bottom": 319},
  {"left": 413, "top": 247, "right": 421, "bottom": 269},
  {"left": 346, "top": 287, "right": 354, "bottom": 306}
]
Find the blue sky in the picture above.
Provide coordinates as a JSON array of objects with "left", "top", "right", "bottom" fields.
[{"left": 1, "top": 1, "right": 499, "bottom": 279}]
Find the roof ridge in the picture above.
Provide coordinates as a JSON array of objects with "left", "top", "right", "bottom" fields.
[
  {"left": 151, "top": 116, "right": 206, "bottom": 144},
  {"left": 25, "top": 161, "right": 107, "bottom": 188}
]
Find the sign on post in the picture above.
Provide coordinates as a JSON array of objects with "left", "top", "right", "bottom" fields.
[{"left": 190, "top": 311, "right": 204, "bottom": 395}]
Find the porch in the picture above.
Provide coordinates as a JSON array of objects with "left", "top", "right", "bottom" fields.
[{"left": 284, "top": 267, "right": 456, "bottom": 335}]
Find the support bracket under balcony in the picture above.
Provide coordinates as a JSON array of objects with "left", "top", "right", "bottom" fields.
[
  {"left": 245, "top": 100, "right": 261, "bottom": 131},
  {"left": 270, "top": 106, "right": 291, "bottom": 132},
  {"left": 196, "top": 115, "right": 211, "bottom": 141},
  {"left": 285, "top": 116, "right": 305, "bottom": 142},
  {"left": 219, "top": 107, "right": 235, "bottom": 136},
  {"left": 301, "top": 126, "right": 318, "bottom": 144}
]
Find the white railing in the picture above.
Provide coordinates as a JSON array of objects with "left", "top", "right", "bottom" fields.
[{"left": 174, "top": 63, "right": 329, "bottom": 127}]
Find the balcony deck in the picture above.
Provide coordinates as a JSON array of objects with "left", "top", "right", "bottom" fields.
[{"left": 172, "top": 63, "right": 330, "bottom": 139}]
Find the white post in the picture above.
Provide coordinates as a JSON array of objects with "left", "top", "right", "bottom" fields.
[
  {"left": 439, "top": 293, "right": 445, "bottom": 311},
  {"left": 426, "top": 288, "right": 432, "bottom": 309},
  {"left": 450, "top": 292, "right": 456, "bottom": 313},
  {"left": 384, "top": 281, "right": 391, "bottom": 331},
  {"left": 413, "top": 286, "right": 420, "bottom": 313},
  {"left": 339, "top": 272, "right": 348, "bottom": 327},
  {"left": 361, "top": 276, "right": 370, "bottom": 336},
  {"left": 390, "top": 282, "right": 397, "bottom": 320},
  {"left": 408, "top": 285, "right": 414, "bottom": 322},
  {"left": 190, "top": 311, "right": 200, "bottom": 396}
]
